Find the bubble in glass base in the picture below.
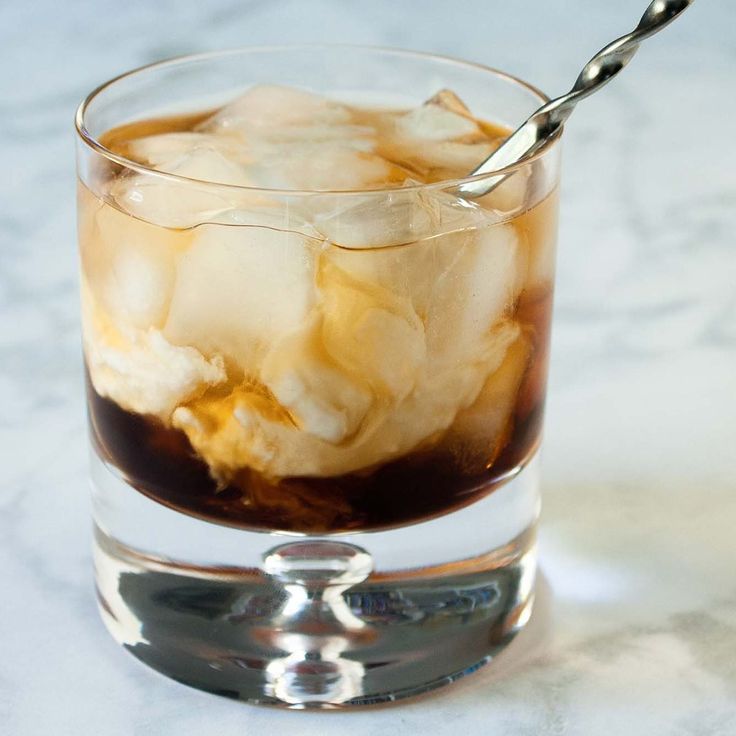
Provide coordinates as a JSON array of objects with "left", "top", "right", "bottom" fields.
[{"left": 92, "top": 453, "right": 540, "bottom": 707}]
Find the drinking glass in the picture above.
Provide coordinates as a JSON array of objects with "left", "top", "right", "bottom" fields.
[{"left": 75, "top": 46, "right": 561, "bottom": 707}]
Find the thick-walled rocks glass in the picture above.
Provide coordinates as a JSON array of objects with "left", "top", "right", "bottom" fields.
[{"left": 76, "top": 46, "right": 561, "bottom": 707}]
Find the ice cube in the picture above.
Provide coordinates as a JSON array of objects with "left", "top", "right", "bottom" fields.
[
  {"left": 246, "top": 123, "right": 376, "bottom": 145},
  {"left": 386, "top": 90, "right": 496, "bottom": 178},
  {"left": 424, "top": 89, "right": 475, "bottom": 118},
  {"left": 260, "top": 323, "right": 373, "bottom": 443},
  {"left": 395, "top": 90, "right": 484, "bottom": 142},
  {"left": 441, "top": 326, "right": 531, "bottom": 473},
  {"left": 423, "top": 140, "right": 496, "bottom": 176},
  {"left": 202, "top": 85, "right": 412, "bottom": 191},
  {"left": 112, "top": 134, "right": 256, "bottom": 228},
  {"left": 477, "top": 167, "right": 531, "bottom": 215},
  {"left": 310, "top": 187, "right": 491, "bottom": 248},
  {"left": 78, "top": 199, "right": 181, "bottom": 330},
  {"left": 307, "top": 187, "right": 508, "bottom": 338},
  {"left": 319, "top": 259, "right": 427, "bottom": 401},
  {"left": 148, "top": 146, "right": 251, "bottom": 186},
  {"left": 163, "top": 217, "right": 319, "bottom": 373},
  {"left": 127, "top": 132, "right": 249, "bottom": 169},
  {"left": 82, "top": 279, "right": 226, "bottom": 419},
  {"left": 311, "top": 191, "right": 428, "bottom": 248},
  {"left": 321, "top": 209, "right": 522, "bottom": 366},
  {"left": 204, "top": 85, "right": 352, "bottom": 133},
  {"left": 424, "top": 222, "right": 522, "bottom": 367},
  {"left": 314, "top": 192, "right": 521, "bottom": 376},
  {"left": 111, "top": 173, "right": 229, "bottom": 229},
  {"left": 246, "top": 140, "right": 405, "bottom": 191}
]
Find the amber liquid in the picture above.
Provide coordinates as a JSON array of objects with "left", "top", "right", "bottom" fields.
[{"left": 85, "top": 102, "right": 556, "bottom": 534}]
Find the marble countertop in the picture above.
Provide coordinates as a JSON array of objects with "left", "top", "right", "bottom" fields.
[{"left": 2, "top": 0, "right": 735, "bottom": 733}]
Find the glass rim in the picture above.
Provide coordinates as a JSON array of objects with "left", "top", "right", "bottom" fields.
[{"left": 75, "top": 43, "right": 560, "bottom": 197}]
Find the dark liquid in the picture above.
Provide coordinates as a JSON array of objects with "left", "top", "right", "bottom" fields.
[{"left": 87, "top": 287, "right": 552, "bottom": 534}]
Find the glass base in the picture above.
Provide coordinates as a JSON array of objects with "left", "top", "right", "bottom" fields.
[
  {"left": 92, "top": 453, "right": 540, "bottom": 707},
  {"left": 95, "top": 525, "right": 535, "bottom": 707}
]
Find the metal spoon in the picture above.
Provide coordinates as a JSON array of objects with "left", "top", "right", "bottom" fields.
[{"left": 458, "top": 0, "right": 694, "bottom": 198}]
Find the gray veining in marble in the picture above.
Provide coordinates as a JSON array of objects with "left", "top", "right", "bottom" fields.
[{"left": 1, "top": 0, "right": 735, "bottom": 733}]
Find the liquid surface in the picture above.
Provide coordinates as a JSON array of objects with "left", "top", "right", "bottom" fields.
[{"left": 100, "top": 90, "right": 510, "bottom": 187}]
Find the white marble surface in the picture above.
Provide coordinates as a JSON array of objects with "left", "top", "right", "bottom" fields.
[{"left": 2, "top": 0, "right": 735, "bottom": 733}]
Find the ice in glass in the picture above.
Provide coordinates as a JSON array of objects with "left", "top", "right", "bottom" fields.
[{"left": 80, "top": 84, "right": 557, "bottom": 534}]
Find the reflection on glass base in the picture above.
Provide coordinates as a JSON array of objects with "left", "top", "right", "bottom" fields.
[{"left": 94, "top": 523, "right": 536, "bottom": 708}]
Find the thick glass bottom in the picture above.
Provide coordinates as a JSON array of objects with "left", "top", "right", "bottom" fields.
[{"left": 92, "top": 453, "right": 540, "bottom": 707}]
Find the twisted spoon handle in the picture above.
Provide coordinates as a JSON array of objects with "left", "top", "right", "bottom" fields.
[{"left": 459, "top": 0, "right": 694, "bottom": 197}]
